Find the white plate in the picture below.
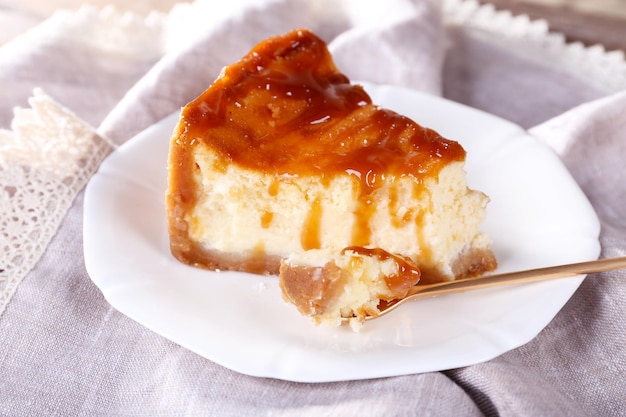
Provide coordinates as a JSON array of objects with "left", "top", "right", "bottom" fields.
[{"left": 84, "top": 83, "right": 600, "bottom": 383}]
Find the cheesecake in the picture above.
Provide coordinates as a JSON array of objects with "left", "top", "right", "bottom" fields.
[
  {"left": 165, "top": 29, "right": 497, "bottom": 327},
  {"left": 279, "top": 247, "right": 422, "bottom": 330}
]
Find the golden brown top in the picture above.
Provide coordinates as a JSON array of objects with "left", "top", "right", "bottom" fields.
[{"left": 173, "top": 29, "right": 465, "bottom": 193}]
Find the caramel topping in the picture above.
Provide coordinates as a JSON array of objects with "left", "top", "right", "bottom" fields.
[
  {"left": 267, "top": 180, "right": 279, "bottom": 197},
  {"left": 342, "top": 246, "right": 421, "bottom": 297},
  {"left": 301, "top": 196, "right": 322, "bottom": 250},
  {"left": 260, "top": 210, "right": 273, "bottom": 228},
  {"left": 169, "top": 29, "right": 466, "bottom": 249},
  {"left": 177, "top": 29, "right": 463, "bottom": 178},
  {"left": 351, "top": 193, "right": 375, "bottom": 247}
]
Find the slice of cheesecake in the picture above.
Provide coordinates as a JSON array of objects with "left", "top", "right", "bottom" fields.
[
  {"left": 279, "top": 247, "right": 421, "bottom": 331},
  {"left": 165, "top": 29, "right": 497, "bottom": 326}
]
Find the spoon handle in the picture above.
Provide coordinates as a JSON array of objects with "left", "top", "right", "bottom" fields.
[
  {"left": 373, "top": 256, "right": 626, "bottom": 318},
  {"left": 411, "top": 256, "right": 626, "bottom": 298}
]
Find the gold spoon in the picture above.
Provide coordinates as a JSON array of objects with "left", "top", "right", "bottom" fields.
[{"left": 351, "top": 255, "right": 626, "bottom": 322}]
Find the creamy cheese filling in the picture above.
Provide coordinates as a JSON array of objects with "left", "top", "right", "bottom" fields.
[{"left": 187, "top": 147, "right": 489, "bottom": 281}]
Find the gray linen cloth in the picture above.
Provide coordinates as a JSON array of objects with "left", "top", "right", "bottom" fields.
[{"left": 1, "top": 0, "right": 625, "bottom": 415}]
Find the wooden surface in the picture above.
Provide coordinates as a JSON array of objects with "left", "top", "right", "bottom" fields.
[{"left": 480, "top": 0, "right": 626, "bottom": 52}]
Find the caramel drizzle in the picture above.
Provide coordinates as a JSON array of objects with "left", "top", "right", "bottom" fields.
[
  {"left": 341, "top": 246, "right": 421, "bottom": 296},
  {"left": 172, "top": 29, "right": 465, "bottom": 251},
  {"left": 301, "top": 196, "right": 322, "bottom": 250},
  {"left": 260, "top": 211, "right": 273, "bottom": 228}
]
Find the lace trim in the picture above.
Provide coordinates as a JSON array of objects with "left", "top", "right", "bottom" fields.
[
  {"left": 0, "top": 90, "right": 114, "bottom": 316},
  {"left": 443, "top": 0, "right": 626, "bottom": 94}
]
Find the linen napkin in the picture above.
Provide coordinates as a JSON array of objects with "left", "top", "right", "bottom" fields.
[{"left": 1, "top": 0, "right": 626, "bottom": 416}]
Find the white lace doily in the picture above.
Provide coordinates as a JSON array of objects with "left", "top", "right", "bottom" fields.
[{"left": 0, "top": 90, "right": 114, "bottom": 315}]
